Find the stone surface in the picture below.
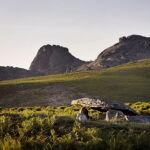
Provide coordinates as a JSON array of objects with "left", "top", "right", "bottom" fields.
[
  {"left": 71, "top": 97, "right": 137, "bottom": 115},
  {"left": 105, "top": 110, "right": 125, "bottom": 121},
  {"left": 0, "top": 66, "right": 42, "bottom": 81},
  {"left": 76, "top": 35, "right": 150, "bottom": 71},
  {"left": 30, "top": 45, "right": 87, "bottom": 75},
  {"left": 76, "top": 107, "right": 89, "bottom": 121},
  {"left": 126, "top": 116, "right": 150, "bottom": 123},
  {"left": 76, "top": 114, "right": 88, "bottom": 121}
]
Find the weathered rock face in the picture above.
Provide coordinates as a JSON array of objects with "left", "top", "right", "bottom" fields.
[
  {"left": 71, "top": 97, "right": 137, "bottom": 115},
  {"left": 76, "top": 107, "right": 90, "bottom": 121},
  {"left": 30, "top": 45, "right": 87, "bottom": 75},
  {"left": 105, "top": 110, "right": 125, "bottom": 121},
  {"left": 76, "top": 35, "right": 150, "bottom": 71},
  {"left": 0, "top": 66, "right": 42, "bottom": 81}
]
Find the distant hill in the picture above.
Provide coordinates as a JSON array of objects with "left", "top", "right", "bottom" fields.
[
  {"left": 0, "top": 59, "right": 150, "bottom": 107},
  {"left": 30, "top": 45, "right": 87, "bottom": 75},
  {"left": 76, "top": 35, "right": 150, "bottom": 71},
  {"left": 0, "top": 66, "right": 42, "bottom": 81}
]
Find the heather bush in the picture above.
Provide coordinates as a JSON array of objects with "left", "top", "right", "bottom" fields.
[{"left": 0, "top": 103, "right": 150, "bottom": 150}]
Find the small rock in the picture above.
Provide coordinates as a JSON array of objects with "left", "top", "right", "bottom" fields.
[
  {"left": 106, "top": 110, "right": 125, "bottom": 121},
  {"left": 119, "top": 36, "right": 127, "bottom": 42},
  {"left": 76, "top": 107, "right": 89, "bottom": 121}
]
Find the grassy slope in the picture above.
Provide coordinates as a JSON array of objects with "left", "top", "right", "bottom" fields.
[{"left": 0, "top": 59, "right": 150, "bottom": 104}]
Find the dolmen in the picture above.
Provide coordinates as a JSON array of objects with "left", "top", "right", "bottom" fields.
[
  {"left": 71, "top": 97, "right": 150, "bottom": 123},
  {"left": 71, "top": 97, "right": 137, "bottom": 115}
]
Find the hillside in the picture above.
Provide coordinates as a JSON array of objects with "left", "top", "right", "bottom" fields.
[
  {"left": 0, "top": 66, "right": 42, "bottom": 81},
  {"left": 77, "top": 35, "right": 150, "bottom": 71},
  {"left": 0, "top": 59, "right": 150, "bottom": 107}
]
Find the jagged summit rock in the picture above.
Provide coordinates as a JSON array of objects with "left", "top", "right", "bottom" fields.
[
  {"left": 119, "top": 35, "right": 148, "bottom": 42},
  {"left": 76, "top": 35, "right": 150, "bottom": 71},
  {"left": 30, "top": 45, "right": 87, "bottom": 75}
]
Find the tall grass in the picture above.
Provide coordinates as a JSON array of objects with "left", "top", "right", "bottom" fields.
[{"left": 0, "top": 103, "right": 150, "bottom": 150}]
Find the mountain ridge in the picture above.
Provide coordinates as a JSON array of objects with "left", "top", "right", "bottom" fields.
[
  {"left": 0, "top": 66, "right": 43, "bottom": 81},
  {"left": 76, "top": 35, "right": 150, "bottom": 71},
  {"left": 1, "top": 34, "right": 150, "bottom": 80}
]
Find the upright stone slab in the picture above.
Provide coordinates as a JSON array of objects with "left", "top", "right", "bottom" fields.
[{"left": 106, "top": 110, "right": 125, "bottom": 121}]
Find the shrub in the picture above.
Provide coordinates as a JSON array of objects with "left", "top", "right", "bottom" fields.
[
  {"left": 0, "top": 105, "right": 150, "bottom": 150},
  {"left": 53, "top": 116, "right": 75, "bottom": 136}
]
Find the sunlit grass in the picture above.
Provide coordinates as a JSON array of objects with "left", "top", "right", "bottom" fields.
[
  {"left": 0, "top": 59, "right": 150, "bottom": 104},
  {"left": 0, "top": 103, "right": 150, "bottom": 150}
]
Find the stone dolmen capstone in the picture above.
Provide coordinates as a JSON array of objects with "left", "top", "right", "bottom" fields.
[{"left": 71, "top": 97, "right": 137, "bottom": 115}]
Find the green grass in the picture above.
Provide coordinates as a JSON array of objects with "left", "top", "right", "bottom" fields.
[
  {"left": 0, "top": 59, "right": 150, "bottom": 104},
  {"left": 0, "top": 103, "right": 150, "bottom": 150}
]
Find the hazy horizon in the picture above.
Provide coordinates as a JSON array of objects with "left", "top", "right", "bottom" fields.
[{"left": 0, "top": 0, "right": 150, "bottom": 69}]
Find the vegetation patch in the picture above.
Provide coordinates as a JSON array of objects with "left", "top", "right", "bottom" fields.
[
  {"left": 0, "top": 59, "right": 150, "bottom": 107},
  {"left": 0, "top": 102, "right": 150, "bottom": 150}
]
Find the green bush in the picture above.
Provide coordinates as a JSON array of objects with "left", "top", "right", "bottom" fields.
[{"left": 0, "top": 105, "right": 150, "bottom": 150}]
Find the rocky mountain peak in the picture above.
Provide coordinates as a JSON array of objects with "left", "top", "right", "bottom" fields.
[
  {"left": 39, "top": 44, "right": 69, "bottom": 53},
  {"left": 119, "top": 35, "right": 148, "bottom": 42},
  {"left": 30, "top": 45, "right": 87, "bottom": 75},
  {"left": 76, "top": 35, "right": 150, "bottom": 71}
]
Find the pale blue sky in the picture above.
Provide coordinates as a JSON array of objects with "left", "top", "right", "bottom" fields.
[{"left": 0, "top": 0, "right": 150, "bottom": 69}]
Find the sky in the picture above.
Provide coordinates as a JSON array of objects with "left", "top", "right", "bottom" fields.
[{"left": 0, "top": 0, "right": 150, "bottom": 69}]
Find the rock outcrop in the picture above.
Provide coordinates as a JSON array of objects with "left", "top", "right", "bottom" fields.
[
  {"left": 30, "top": 45, "right": 87, "bottom": 75},
  {"left": 0, "top": 66, "right": 42, "bottom": 81},
  {"left": 76, "top": 35, "right": 150, "bottom": 71}
]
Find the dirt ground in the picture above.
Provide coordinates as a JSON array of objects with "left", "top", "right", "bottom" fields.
[{"left": 0, "top": 85, "right": 90, "bottom": 107}]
